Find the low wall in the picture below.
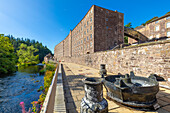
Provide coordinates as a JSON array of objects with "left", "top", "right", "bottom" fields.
[{"left": 62, "top": 40, "right": 170, "bottom": 80}]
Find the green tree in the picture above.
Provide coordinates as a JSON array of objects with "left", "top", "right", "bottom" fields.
[
  {"left": 124, "top": 23, "right": 133, "bottom": 44},
  {"left": 125, "top": 22, "right": 132, "bottom": 28},
  {"left": 0, "top": 34, "right": 16, "bottom": 74},
  {"left": 17, "top": 43, "right": 39, "bottom": 66}
]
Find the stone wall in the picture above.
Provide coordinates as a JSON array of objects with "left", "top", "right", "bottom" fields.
[{"left": 62, "top": 40, "right": 170, "bottom": 80}]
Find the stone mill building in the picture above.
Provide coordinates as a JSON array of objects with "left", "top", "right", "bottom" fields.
[{"left": 54, "top": 5, "right": 124, "bottom": 60}]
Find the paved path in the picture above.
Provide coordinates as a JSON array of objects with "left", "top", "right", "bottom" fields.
[{"left": 62, "top": 62, "right": 170, "bottom": 113}]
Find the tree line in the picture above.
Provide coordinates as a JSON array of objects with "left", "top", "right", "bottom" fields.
[{"left": 0, "top": 34, "right": 52, "bottom": 74}]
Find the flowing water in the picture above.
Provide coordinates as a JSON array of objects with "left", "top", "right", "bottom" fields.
[{"left": 0, "top": 65, "right": 44, "bottom": 113}]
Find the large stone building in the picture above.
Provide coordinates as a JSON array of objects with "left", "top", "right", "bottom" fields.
[
  {"left": 54, "top": 5, "right": 124, "bottom": 59},
  {"left": 129, "top": 13, "right": 170, "bottom": 43}
]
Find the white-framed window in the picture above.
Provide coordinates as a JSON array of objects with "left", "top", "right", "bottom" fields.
[
  {"left": 167, "top": 31, "right": 170, "bottom": 37},
  {"left": 155, "top": 21, "right": 159, "bottom": 24},
  {"left": 166, "top": 16, "right": 170, "bottom": 20},
  {"left": 149, "top": 36, "right": 153, "bottom": 39},
  {"left": 90, "top": 9, "right": 93, "bottom": 13},
  {"left": 155, "top": 25, "right": 159, "bottom": 31},
  {"left": 156, "top": 34, "right": 159, "bottom": 38},
  {"left": 166, "top": 22, "right": 170, "bottom": 28},
  {"left": 90, "top": 42, "right": 92, "bottom": 47}
]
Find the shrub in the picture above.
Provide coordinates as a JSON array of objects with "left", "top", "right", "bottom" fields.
[
  {"left": 46, "top": 64, "right": 55, "bottom": 71},
  {"left": 39, "top": 69, "right": 46, "bottom": 75},
  {"left": 44, "top": 71, "right": 54, "bottom": 94}
]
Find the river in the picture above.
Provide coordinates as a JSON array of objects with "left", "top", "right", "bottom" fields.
[{"left": 0, "top": 65, "right": 44, "bottom": 113}]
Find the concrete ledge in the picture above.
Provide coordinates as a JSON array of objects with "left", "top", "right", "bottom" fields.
[
  {"left": 53, "top": 64, "right": 66, "bottom": 113},
  {"left": 40, "top": 64, "right": 59, "bottom": 113}
]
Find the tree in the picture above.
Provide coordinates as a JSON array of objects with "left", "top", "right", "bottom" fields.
[
  {"left": 0, "top": 34, "right": 16, "bottom": 74},
  {"left": 124, "top": 23, "right": 133, "bottom": 44},
  {"left": 125, "top": 22, "right": 132, "bottom": 28},
  {"left": 17, "top": 43, "right": 39, "bottom": 66}
]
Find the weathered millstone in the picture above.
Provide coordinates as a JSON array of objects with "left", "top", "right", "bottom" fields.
[{"left": 81, "top": 78, "right": 108, "bottom": 113}]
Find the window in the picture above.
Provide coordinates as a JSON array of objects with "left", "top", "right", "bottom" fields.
[
  {"left": 87, "top": 36, "right": 89, "bottom": 40},
  {"left": 166, "top": 16, "right": 170, "bottom": 20},
  {"left": 155, "top": 25, "right": 159, "bottom": 31},
  {"left": 167, "top": 31, "right": 170, "bottom": 37},
  {"left": 149, "top": 36, "right": 153, "bottom": 39},
  {"left": 90, "top": 17, "right": 92, "bottom": 22},
  {"left": 90, "top": 26, "right": 92, "bottom": 30},
  {"left": 90, "top": 34, "right": 92, "bottom": 39},
  {"left": 90, "top": 9, "right": 93, "bottom": 13},
  {"left": 81, "top": 27, "right": 82, "bottom": 31},
  {"left": 87, "top": 21, "right": 89, "bottom": 25},
  {"left": 106, "top": 26, "right": 109, "bottom": 29},
  {"left": 106, "top": 10, "right": 109, "bottom": 13},
  {"left": 87, "top": 45, "right": 88, "bottom": 49},
  {"left": 90, "top": 42, "right": 92, "bottom": 47},
  {"left": 87, "top": 29, "right": 89, "bottom": 33},
  {"left": 166, "top": 22, "right": 170, "bottom": 28},
  {"left": 155, "top": 21, "right": 159, "bottom": 24},
  {"left": 81, "top": 46, "right": 82, "bottom": 50},
  {"left": 84, "top": 31, "right": 86, "bottom": 35},
  {"left": 156, "top": 34, "right": 159, "bottom": 38},
  {"left": 84, "top": 38, "right": 86, "bottom": 42},
  {"left": 106, "top": 18, "right": 108, "bottom": 21},
  {"left": 81, "top": 40, "right": 83, "bottom": 44},
  {"left": 84, "top": 24, "right": 86, "bottom": 28}
]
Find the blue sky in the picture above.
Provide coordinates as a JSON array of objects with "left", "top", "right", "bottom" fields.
[{"left": 0, "top": 0, "right": 169, "bottom": 53}]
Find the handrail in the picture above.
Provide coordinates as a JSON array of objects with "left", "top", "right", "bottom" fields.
[{"left": 40, "top": 64, "right": 59, "bottom": 113}]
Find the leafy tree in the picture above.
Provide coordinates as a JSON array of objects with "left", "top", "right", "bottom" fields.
[
  {"left": 0, "top": 34, "right": 16, "bottom": 74},
  {"left": 125, "top": 22, "right": 132, "bottom": 28},
  {"left": 124, "top": 22, "right": 133, "bottom": 44},
  {"left": 6, "top": 35, "right": 51, "bottom": 62},
  {"left": 17, "top": 43, "right": 39, "bottom": 66}
]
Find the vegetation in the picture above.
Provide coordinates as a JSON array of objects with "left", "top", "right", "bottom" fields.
[
  {"left": 0, "top": 34, "right": 52, "bottom": 74},
  {"left": 124, "top": 22, "right": 133, "bottom": 44},
  {"left": 0, "top": 34, "right": 16, "bottom": 74},
  {"left": 17, "top": 43, "right": 39, "bottom": 66},
  {"left": 7, "top": 35, "right": 51, "bottom": 62},
  {"left": 166, "top": 11, "right": 170, "bottom": 15},
  {"left": 31, "top": 62, "right": 57, "bottom": 112},
  {"left": 142, "top": 16, "right": 158, "bottom": 26}
]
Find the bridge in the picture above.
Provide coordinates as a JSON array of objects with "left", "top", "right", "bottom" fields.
[{"left": 124, "top": 26, "right": 149, "bottom": 42}]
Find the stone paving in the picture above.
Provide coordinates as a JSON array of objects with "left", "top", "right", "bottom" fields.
[{"left": 62, "top": 62, "right": 170, "bottom": 113}]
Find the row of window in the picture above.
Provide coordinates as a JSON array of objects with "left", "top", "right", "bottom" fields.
[
  {"left": 155, "top": 16, "right": 170, "bottom": 24},
  {"left": 155, "top": 22, "right": 170, "bottom": 31},
  {"left": 74, "top": 42, "right": 93, "bottom": 52},
  {"left": 149, "top": 31, "right": 170, "bottom": 39},
  {"left": 74, "top": 34, "right": 93, "bottom": 47},
  {"left": 73, "top": 17, "right": 93, "bottom": 36}
]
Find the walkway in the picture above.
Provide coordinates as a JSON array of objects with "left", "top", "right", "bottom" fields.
[{"left": 61, "top": 62, "right": 170, "bottom": 113}]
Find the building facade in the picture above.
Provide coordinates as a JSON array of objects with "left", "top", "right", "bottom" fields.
[
  {"left": 129, "top": 14, "right": 170, "bottom": 44},
  {"left": 54, "top": 5, "right": 124, "bottom": 59}
]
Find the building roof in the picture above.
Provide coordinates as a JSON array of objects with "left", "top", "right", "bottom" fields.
[{"left": 147, "top": 13, "right": 170, "bottom": 24}]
